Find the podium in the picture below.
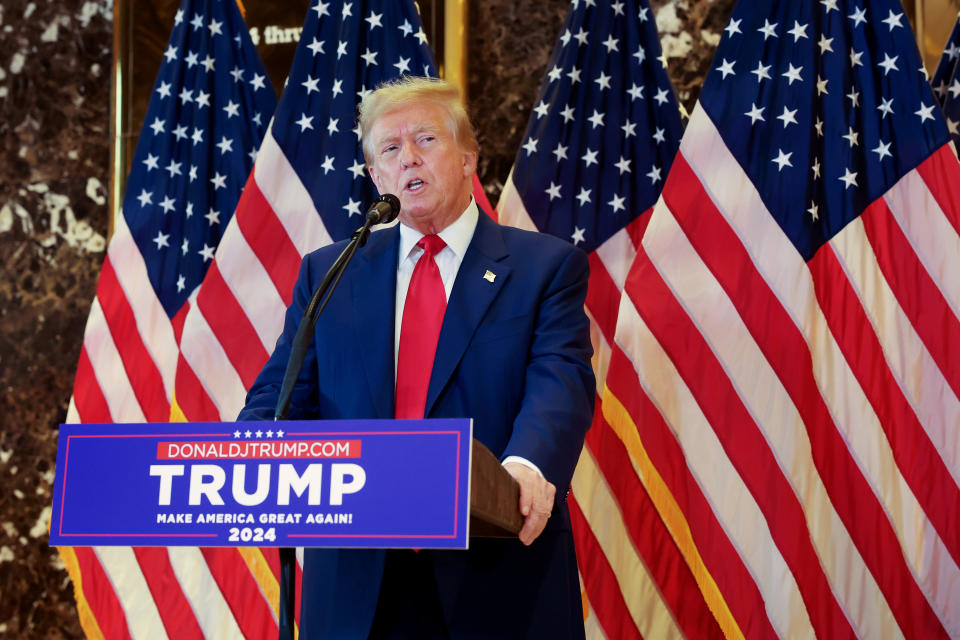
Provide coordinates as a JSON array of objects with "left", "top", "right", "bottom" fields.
[{"left": 469, "top": 439, "right": 524, "bottom": 537}]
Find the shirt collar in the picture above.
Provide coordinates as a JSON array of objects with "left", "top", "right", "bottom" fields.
[{"left": 398, "top": 196, "right": 478, "bottom": 264}]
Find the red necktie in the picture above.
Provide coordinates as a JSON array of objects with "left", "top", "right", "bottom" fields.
[{"left": 395, "top": 235, "right": 448, "bottom": 419}]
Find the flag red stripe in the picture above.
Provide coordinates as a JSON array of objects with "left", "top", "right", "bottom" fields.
[
  {"left": 196, "top": 262, "right": 270, "bottom": 389},
  {"left": 132, "top": 547, "right": 204, "bottom": 640},
  {"left": 73, "top": 346, "right": 113, "bottom": 423},
  {"left": 96, "top": 258, "right": 169, "bottom": 421},
  {"left": 626, "top": 208, "right": 652, "bottom": 248},
  {"left": 664, "top": 155, "right": 951, "bottom": 637},
  {"left": 234, "top": 179, "right": 303, "bottom": 307},
  {"left": 861, "top": 199, "right": 960, "bottom": 399},
  {"left": 73, "top": 548, "right": 133, "bottom": 640},
  {"left": 568, "top": 494, "right": 645, "bottom": 640},
  {"left": 605, "top": 351, "right": 779, "bottom": 640},
  {"left": 585, "top": 403, "right": 726, "bottom": 640},
  {"left": 913, "top": 144, "right": 960, "bottom": 236},
  {"left": 173, "top": 357, "right": 221, "bottom": 422},
  {"left": 624, "top": 242, "right": 857, "bottom": 640},
  {"left": 199, "top": 547, "right": 277, "bottom": 639},
  {"left": 171, "top": 301, "right": 190, "bottom": 344},
  {"left": 586, "top": 258, "right": 624, "bottom": 344}
]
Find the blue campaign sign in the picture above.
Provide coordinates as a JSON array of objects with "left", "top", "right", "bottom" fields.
[{"left": 50, "top": 419, "right": 472, "bottom": 549}]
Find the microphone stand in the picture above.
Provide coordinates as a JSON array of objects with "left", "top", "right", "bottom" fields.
[{"left": 274, "top": 211, "right": 382, "bottom": 640}]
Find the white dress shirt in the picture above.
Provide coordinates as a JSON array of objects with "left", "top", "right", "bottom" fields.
[{"left": 393, "top": 198, "right": 541, "bottom": 478}]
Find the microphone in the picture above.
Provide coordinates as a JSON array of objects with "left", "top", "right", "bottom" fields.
[{"left": 365, "top": 194, "right": 401, "bottom": 224}]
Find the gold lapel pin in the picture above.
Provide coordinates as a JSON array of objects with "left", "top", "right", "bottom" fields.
[{"left": 483, "top": 270, "right": 496, "bottom": 283}]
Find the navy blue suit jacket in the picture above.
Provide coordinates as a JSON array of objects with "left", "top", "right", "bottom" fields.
[{"left": 238, "top": 211, "right": 595, "bottom": 638}]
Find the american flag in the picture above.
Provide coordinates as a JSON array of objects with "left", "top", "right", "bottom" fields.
[
  {"left": 495, "top": 0, "right": 688, "bottom": 636},
  {"left": 930, "top": 13, "right": 960, "bottom": 147},
  {"left": 61, "top": 0, "right": 277, "bottom": 637},
  {"left": 167, "top": 0, "right": 478, "bottom": 635},
  {"left": 606, "top": 0, "right": 960, "bottom": 637}
]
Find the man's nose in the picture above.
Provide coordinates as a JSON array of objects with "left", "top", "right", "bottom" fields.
[{"left": 400, "top": 145, "right": 421, "bottom": 168}]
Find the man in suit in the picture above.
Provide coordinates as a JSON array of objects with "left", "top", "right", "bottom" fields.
[{"left": 238, "top": 76, "right": 594, "bottom": 638}]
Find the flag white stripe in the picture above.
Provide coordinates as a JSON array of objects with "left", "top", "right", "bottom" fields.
[
  {"left": 82, "top": 298, "right": 145, "bottom": 422},
  {"left": 883, "top": 168, "right": 960, "bottom": 318},
  {"left": 614, "top": 289, "right": 811, "bottom": 640},
  {"left": 582, "top": 587, "right": 609, "bottom": 640},
  {"left": 215, "top": 221, "right": 287, "bottom": 354},
  {"left": 572, "top": 447, "right": 684, "bottom": 640},
  {"left": 586, "top": 308, "right": 611, "bottom": 394},
  {"left": 179, "top": 294, "right": 248, "bottom": 420},
  {"left": 682, "top": 107, "right": 960, "bottom": 636},
  {"left": 495, "top": 172, "right": 540, "bottom": 232},
  {"left": 108, "top": 214, "right": 178, "bottom": 397},
  {"left": 644, "top": 203, "right": 901, "bottom": 640},
  {"left": 94, "top": 547, "right": 168, "bottom": 640},
  {"left": 594, "top": 227, "right": 636, "bottom": 292},
  {"left": 166, "top": 548, "right": 244, "bottom": 639},
  {"left": 255, "top": 128, "right": 332, "bottom": 257},
  {"left": 831, "top": 218, "right": 960, "bottom": 487}
]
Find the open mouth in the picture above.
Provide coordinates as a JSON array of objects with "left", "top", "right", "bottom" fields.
[{"left": 406, "top": 178, "right": 424, "bottom": 192}]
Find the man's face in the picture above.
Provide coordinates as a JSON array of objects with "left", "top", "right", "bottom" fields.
[{"left": 367, "top": 100, "right": 477, "bottom": 234}]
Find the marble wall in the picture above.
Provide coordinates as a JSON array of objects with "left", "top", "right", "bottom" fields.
[{"left": 0, "top": 0, "right": 729, "bottom": 636}]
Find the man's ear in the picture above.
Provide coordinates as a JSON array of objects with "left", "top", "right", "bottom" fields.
[
  {"left": 462, "top": 151, "right": 478, "bottom": 177},
  {"left": 368, "top": 164, "right": 382, "bottom": 192}
]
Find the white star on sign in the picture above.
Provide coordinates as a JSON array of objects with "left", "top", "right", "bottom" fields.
[
  {"left": 552, "top": 143, "right": 568, "bottom": 161},
  {"left": 822, "top": 0, "right": 839, "bottom": 13},
  {"left": 321, "top": 155, "right": 335, "bottom": 174},
  {"left": 156, "top": 81, "right": 171, "bottom": 98},
  {"left": 653, "top": 127, "right": 666, "bottom": 144},
  {"left": 159, "top": 196, "right": 175, "bottom": 214},
  {"left": 567, "top": 67, "right": 581, "bottom": 84},
  {"left": 752, "top": 61, "right": 771, "bottom": 82},
  {"left": 191, "top": 128, "right": 204, "bottom": 145},
  {"left": 302, "top": 76, "right": 320, "bottom": 94},
  {"left": 164, "top": 45, "right": 177, "bottom": 62},
  {"left": 173, "top": 124, "right": 188, "bottom": 141},
  {"left": 205, "top": 208, "right": 220, "bottom": 225},
  {"left": 873, "top": 140, "right": 892, "bottom": 160},
  {"left": 185, "top": 51, "right": 198, "bottom": 67},
  {"left": 602, "top": 35, "right": 619, "bottom": 52},
  {"left": 165, "top": 159, "right": 182, "bottom": 177},
  {"left": 841, "top": 126, "right": 859, "bottom": 147},
  {"left": 361, "top": 48, "right": 378, "bottom": 66},
  {"left": 366, "top": 11, "right": 383, "bottom": 28},
  {"left": 812, "top": 158, "right": 821, "bottom": 179},
  {"left": 312, "top": 1, "right": 329, "bottom": 17},
  {"left": 782, "top": 63, "right": 803, "bottom": 84},
  {"left": 847, "top": 88, "right": 860, "bottom": 107},
  {"left": 839, "top": 168, "right": 858, "bottom": 189},
  {"left": 595, "top": 72, "right": 612, "bottom": 90},
  {"left": 210, "top": 173, "right": 227, "bottom": 190},
  {"left": 348, "top": 160, "right": 365, "bottom": 179},
  {"left": 548, "top": 65, "right": 562, "bottom": 82},
  {"left": 777, "top": 106, "right": 798, "bottom": 127},
  {"left": 216, "top": 137, "right": 233, "bottom": 154},
  {"left": 573, "top": 28, "right": 588, "bottom": 46},
  {"left": 545, "top": 182, "right": 561, "bottom": 200},
  {"left": 307, "top": 38, "right": 325, "bottom": 55},
  {"left": 582, "top": 148, "right": 599, "bottom": 167},
  {"left": 788, "top": 21, "right": 808, "bottom": 41},
  {"left": 745, "top": 103, "right": 765, "bottom": 124},
  {"left": 878, "top": 97, "right": 894, "bottom": 118},
  {"left": 818, "top": 34, "right": 834, "bottom": 53},
  {"left": 296, "top": 114, "right": 314, "bottom": 131},
  {"left": 208, "top": 19, "right": 222, "bottom": 36},
  {"left": 646, "top": 165, "right": 662, "bottom": 183},
  {"left": 342, "top": 2, "right": 352, "bottom": 18},
  {"left": 588, "top": 110, "right": 605, "bottom": 128},
  {"left": 622, "top": 121, "right": 637, "bottom": 138},
  {"left": 327, "top": 118, "right": 339, "bottom": 135},
  {"left": 201, "top": 55, "right": 215, "bottom": 72},
  {"left": 533, "top": 101, "right": 549, "bottom": 119},
  {"left": 817, "top": 75, "right": 828, "bottom": 95},
  {"left": 143, "top": 153, "right": 159, "bottom": 170},
  {"left": 195, "top": 90, "right": 210, "bottom": 108},
  {"left": 882, "top": 9, "right": 904, "bottom": 30},
  {"left": 878, "top": 53, "right": 898, "bottom": 75},
  {"left": 137, "top": 189, "right": 152, "bottom": 207},
  {"left": 758, "top": 19, "right": 778, "bottom": 40},
  {"left": 808, "top": 202, "right": 819, "bottom": 221},
  {"left": 725, "top": 18, "right": 742, "bottom": 37},
  {"left": 633, "top": 46, "right": 646, "bottom": 64},
  {"left": 230, "top": 66, "right": 244, "bottom": 82},
  {"left": 199, "top": 244, "right": 215, "bottom": 261},
  {"left": 177, "top": 275, "right": 186, "bottom": 292},
  {"left": 627, "top": 84, "right": 644, "bottom": 100},
  {"left": 916, "top": 102, "right": 936, "bottom": 123},
  {"left": 654, "top": 88, "right": 669, "bottom": 105},
  {"left": 250, "top": 74, "right": 266, "bottom": 90},
  {"left": 614, "top": 156, "right": 631, "bottom": 175},
  {"left": 772, "top": 149, "right": 793, "bottom": 171},
  {"left": 560, "top": 105, "right": 575, "bottom": 123},
  {"left": 332, "top": 79, "right": 343, "bottom": 97},
  {"left": 522, "top": 138, "right": 538, "bottom": 156},
  {"left": 153, "top": 231, "right": 169, "bottom": 249},
  {"left": 343, "top": 198, "right": 361, "bottom": 216},
  {"left": 182, "top": 238, "right": 189, "bottom": 254},
  {"left": 717, "top": 59, "right": 736, "bottom": 79},
  {"left": 575, "top": 188, "right": 592, "bottom": 206},
  {"left": 609, "top": 194, "right": 626, "bottom": 213},
  {"left": 849, "top": 6, "right": 867, "bottom": 27},
  {"left": 149, "top": 117, "right": 165, "bottom": 136},
  {"left": 179, "top": 88, "right": 193, "bottom": 103},
  {"left": 399, "top": 20, "right": 413, "bottom": 36},
  {"left": 571, "top": 227, "right": 586, "bottom": 245},
  {"left": 337, "top": 41, "right": 348, "bottom": 59},
  {"left": 394, "top": 56, "right": 411, "bottom": 74},
  {"left": 850, "top": 49, "right": 864, "bottom": 67}
]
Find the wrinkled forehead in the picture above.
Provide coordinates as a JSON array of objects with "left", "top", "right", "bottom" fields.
[{"left": 370, "top": 101, "right": 453, "bottom": 142}]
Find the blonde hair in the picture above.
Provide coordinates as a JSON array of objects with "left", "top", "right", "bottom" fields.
[{"left": 358, "top": 76, "right": 479, "bottom": 163}]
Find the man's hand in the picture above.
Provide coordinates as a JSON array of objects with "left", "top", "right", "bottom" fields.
[{"left": 503, "top": 462, "right": 556, "bottom": 546}]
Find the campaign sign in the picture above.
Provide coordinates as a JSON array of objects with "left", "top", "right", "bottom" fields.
[{"left": 50, "top": 419, "right": 472, "bottom": 549}]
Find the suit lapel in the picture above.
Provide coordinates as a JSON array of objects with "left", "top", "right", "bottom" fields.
[
  {"left": 426, "top": 213, "right": 512, "bottom": 416},
  {"left": 348, "top": 225, "right": 400, "bottom": 419}
]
